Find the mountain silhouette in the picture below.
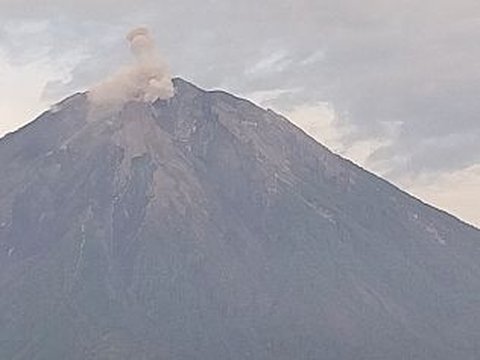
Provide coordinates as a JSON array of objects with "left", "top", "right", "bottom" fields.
[{"left": 0, "top": 78, "right": 479, "bottom": 359}]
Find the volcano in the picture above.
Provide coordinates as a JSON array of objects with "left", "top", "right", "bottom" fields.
[{"left": 0, "top": 78, "right": 479, "bottom": 360}]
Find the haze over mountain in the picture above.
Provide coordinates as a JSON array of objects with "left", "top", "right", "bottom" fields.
[{"left": 0, "top": 77, "right": 479, "bottom": 360}]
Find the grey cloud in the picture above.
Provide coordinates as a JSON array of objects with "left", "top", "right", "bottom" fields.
[{"left": 0, "top": 0, "right": 149, "bottom": 20}]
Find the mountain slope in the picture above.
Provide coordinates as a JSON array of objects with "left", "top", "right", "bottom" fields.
[{"left": 0, "top": 78, "right": 479, "bottom": 360}]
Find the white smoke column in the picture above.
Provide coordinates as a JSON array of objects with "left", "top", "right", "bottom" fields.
[{"left": 88, "top": 27, "right": 174, "bottom": 106}]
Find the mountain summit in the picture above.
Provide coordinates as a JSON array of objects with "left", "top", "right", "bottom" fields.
[{"left": 0, "top": 78, "right": 479, "bottom": 359}]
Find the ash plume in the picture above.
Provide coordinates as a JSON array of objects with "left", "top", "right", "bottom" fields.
[{"left": 88, "top": 27, "right": 174, "bottom": 106}]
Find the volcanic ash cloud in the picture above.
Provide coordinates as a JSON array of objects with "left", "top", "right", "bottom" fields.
[{"left": 88, "top": 27, "right": 174, "bottom": 106}]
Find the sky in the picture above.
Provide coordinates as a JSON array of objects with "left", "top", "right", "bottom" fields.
[{"left": 0, "top": 0, "right": 479, "bottom": 227}]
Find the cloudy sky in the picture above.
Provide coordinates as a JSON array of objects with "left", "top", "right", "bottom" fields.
[{"left": 0, "top": 0, "right": 479, "bottom": 227}]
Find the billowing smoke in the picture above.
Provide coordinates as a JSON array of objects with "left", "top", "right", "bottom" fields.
[{"left": 88, "top": 27, "right": 174, "bottom": 106}]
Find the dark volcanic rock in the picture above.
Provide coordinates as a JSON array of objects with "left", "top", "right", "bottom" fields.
[{"left": 0, "top": 78, "right": 479, "bottom": 360}]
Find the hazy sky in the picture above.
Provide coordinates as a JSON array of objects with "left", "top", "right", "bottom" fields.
[{"left": 0, "top": 0, "right": 479, "bottom": 227}]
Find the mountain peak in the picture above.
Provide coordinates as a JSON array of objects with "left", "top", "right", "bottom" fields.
[{"left": 0, "top": 79, "right": 479, "bottom": 359}]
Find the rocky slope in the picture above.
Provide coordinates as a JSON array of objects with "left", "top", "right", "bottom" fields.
[{"left": 0, "top": 78, "right": 479, "bottom": 359}]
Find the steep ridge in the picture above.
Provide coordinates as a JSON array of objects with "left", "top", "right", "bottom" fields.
[{"left": 0, "top": 78, "right": 479, "bottom": 360}]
